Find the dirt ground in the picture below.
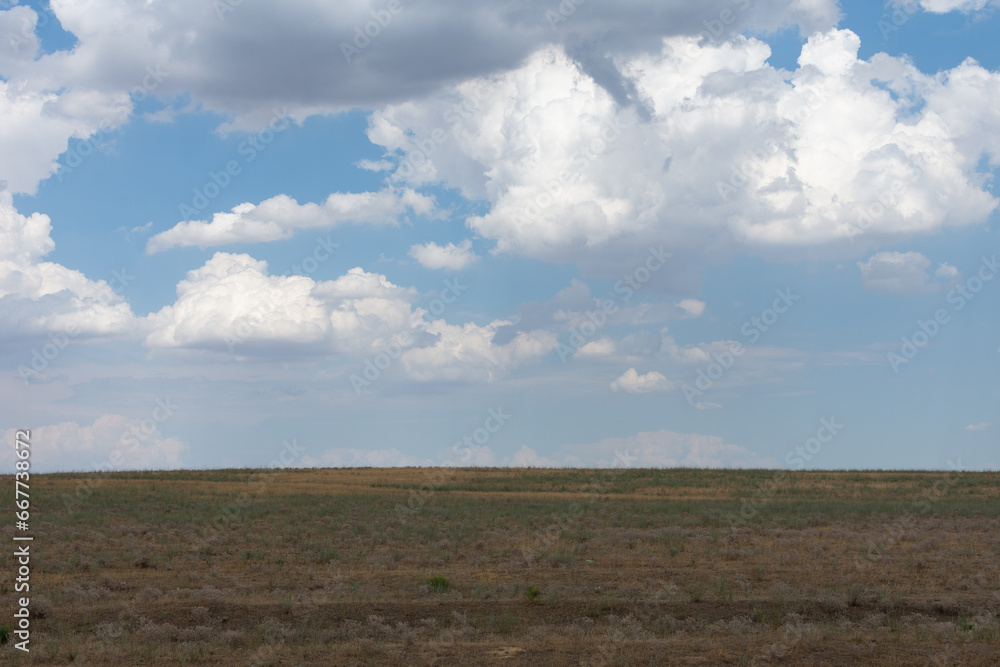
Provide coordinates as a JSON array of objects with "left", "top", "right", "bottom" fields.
[{"left": 2, "top": 467, "right": 998, "bottom": 665}]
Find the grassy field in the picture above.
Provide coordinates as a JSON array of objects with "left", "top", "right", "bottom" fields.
[{"left": 2, "top": 467, "right": 999, "bottom": 665}]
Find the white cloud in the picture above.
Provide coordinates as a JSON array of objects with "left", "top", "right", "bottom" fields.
[
  {"left": 146, "top": 188, "right": 437, "bottom": 253},
  {"left": 0, "top": 192, "right": 135, "bottom": 339},
  {"left": 964, "top": 422, "right": 991, "bottom": 431},
  {"left": 368, "top": 31, "right": 1000, "bottom": 274},
  {"left": 0, "top": 415, "right": 186, "bottom": 473},
  {"left": 409, "top": 239, "right": 479, "bottom": 271},
  {"left": 506, "top": 445, "right": 561, "bottom": 467},
  {"left": 356, "top": 159, "right": 394, "bottom": 171},
  {"left": 0, "top": 190, "right": 54, "bottom": 265},
  {"left": 401, "top": 318, "right": 558, "bottom": 382},
  {"left": 144, "top": 253, "right": 417, "bottom": 356},
  {"left": 563, "top": 429, "right": 773, "bottom": 467},
  {"left": 917, "top": 0, "right": 997, "bottom": 13},
  {"left": 143, "top": 252, "right": 557, "bottom": 380},
  {"left": 935, "top": 262, "right": 959, "bottom": 279},
  {"left": 0, "top": 0, "right": 840, "bottom": 136},
  {"left": 858, "top": 251, "right": 942, "bottom": 293},
  {"left": 610, "top": 368, "right": 672, "bottom": 393},
  {"left": 576, "top": 338, "right": 617, "bottom": 359},
  {"left": 695, "top": 401, "right": 723, "bottom": 410},
  {"left": 0, "top": 79, "right": 131, "bottom": 195},
  {"left": 676, "top": 299, "right": 706, "bottom": 318},
  {"left": 436, "top": 445, "right": 499, "bottom": 467}
]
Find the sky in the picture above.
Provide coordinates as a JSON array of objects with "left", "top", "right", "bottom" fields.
[{"left": 0, "top": 0, "right": 997, "bottom": 473}]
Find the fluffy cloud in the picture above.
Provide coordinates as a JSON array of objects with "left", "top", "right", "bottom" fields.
[
  {"left": 0, "top": 1, "right": 840, "bottom": 134},
  {"left": 143, "top": 252, "right": 556, "bottom": 380},
  {"left": 401, "top": 319, "right": 558, "bottom": 382},
  {"left": 675, "top": 299, "right": 707, "bottom": 318},
  {"left": 506, "top": 445, "right": 561, "bottom": 468},
  {"left": 0, "top": 414, "right": 186, "bottom": 473},
  {"left": 576, "top": 338, "right": 618, "bottom": 359},
  {"left": 610, "top": 367, "right": 672, "bottom": 393},
  {"left": 562, "top": 429, "right": 773, "bottom": 467},
  {"left": 409, "top": 239, "right": 478, "bottom": 270},
  {"left": 368, "top": 31, "right": 1000, "bottom": 275},
  {"left": 857, "top": 251, "right": 955, "bottom": 294},
  {"left": 964, "top": 422, "right": 991, "bottom": 431},
  {"left": 144, "top": 253, "right": 417, "bottom": 355},
  {"left": 146, "top": 188, "right": 437, "bottom": 253},
  {"left": 0, "top": 192, "right": 135, "bottom": 339},
  {"left": 0, "top": 79, "right": 131, "bottom": 195}
]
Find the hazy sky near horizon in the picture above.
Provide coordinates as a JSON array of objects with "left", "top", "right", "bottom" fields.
[{"left": 1, "top": 0, "right": 997, "bottom": 472}]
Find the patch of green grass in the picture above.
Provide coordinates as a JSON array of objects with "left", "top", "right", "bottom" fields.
[
  {"left": 524, "top": 584, "right": 541, "bottom": 603},
  {"left": 427, "top": 575, "right": 449, "bottom": 592}
]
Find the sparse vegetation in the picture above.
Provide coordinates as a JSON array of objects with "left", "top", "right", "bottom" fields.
[
  {"left": 426, "top": 575, "right": 449, "bottom": 592},
  {"left": 1, "top": 467, "right": 998, "bottom": 664}
]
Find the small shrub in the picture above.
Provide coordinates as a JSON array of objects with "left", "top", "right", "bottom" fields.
[
  {"left": 427, "top": 575, "right": 449, "bottom": 592},
  {"left": 524, "top": 585, "right": 541, "bottom": 603},
  {"left": 0, "top": 626, "right": 9, "bottom": 644}
]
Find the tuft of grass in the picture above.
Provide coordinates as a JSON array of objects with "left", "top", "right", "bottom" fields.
[
  {"left": 685, "top": 582, "right": 706, "bottom": 603},
  {"left": 426, "top": 575, "right": 449, "bottom": 592},
  {"left": 712, "top": 576, "right": 733, "bottom": 603},
  {"left": 0, "top": 626, "right": 9, "bottom": 645},
  {"left": 524, "top": 584, "right": 541, "bottom": 603},
  {"left": 847, "top": 583, "right": 866, "bottom": 607}
]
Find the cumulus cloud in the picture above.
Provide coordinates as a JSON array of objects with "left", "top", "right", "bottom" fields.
[
  {"left": 143, "top": 252, "right": 556, "bottom": 381},
  {"left": 0, "top": 192, "right": 135, "bottom": 340},
  {"left": 401, "top": 318, "right": 558, "bottom": 382},
  {"left": 576, "top": 338, "right": 617, "bottom": 359},
  {"left": 0, "top": 79, "right": 131, "bottom": 195},
  {"left": 368, "top": 31, "right": 1000, "bottom": 275},
  {"left": 506, "top": 445, "right": 562, "bottom": 467},
  {"left": 409, "top": 239, "right": 479, "bottom": 270},
  {"left": 0, "top": 0, "right": 840, "bottom": 135},
  {"left": 146, "top": 188, "right": 437, "bottom": 253},
  {"left": 144, "top": 253, "right": 418, "bottom": 356},
  {"left": 610, "top": 368, "right": 672, "bottom": 393},
  {"left": 675, "top": 299, "right": 707, "bottom": 318},
  {"left": 562, "top": 429, "right": 773, "bottom": 467},
  {"left": 0, "top": 414, "right": 186, "bottom": 473},
  {"left": 964, "top": 422, "right": 991, "bottom": 431},
  {"left": 935, "top": 262, "right": 959, "bottom": 279},
  {"left": 858, "top": 251, "right": 951, "bottom": 293}
]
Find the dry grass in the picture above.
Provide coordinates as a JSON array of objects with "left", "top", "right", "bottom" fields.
[{"left": 2, "top": 468, "right": 999, "bottom": 665}]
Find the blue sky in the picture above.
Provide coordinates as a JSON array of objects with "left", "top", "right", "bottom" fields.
[{"left": 1, "top": 0, "right": 997, "bottom": 472}]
